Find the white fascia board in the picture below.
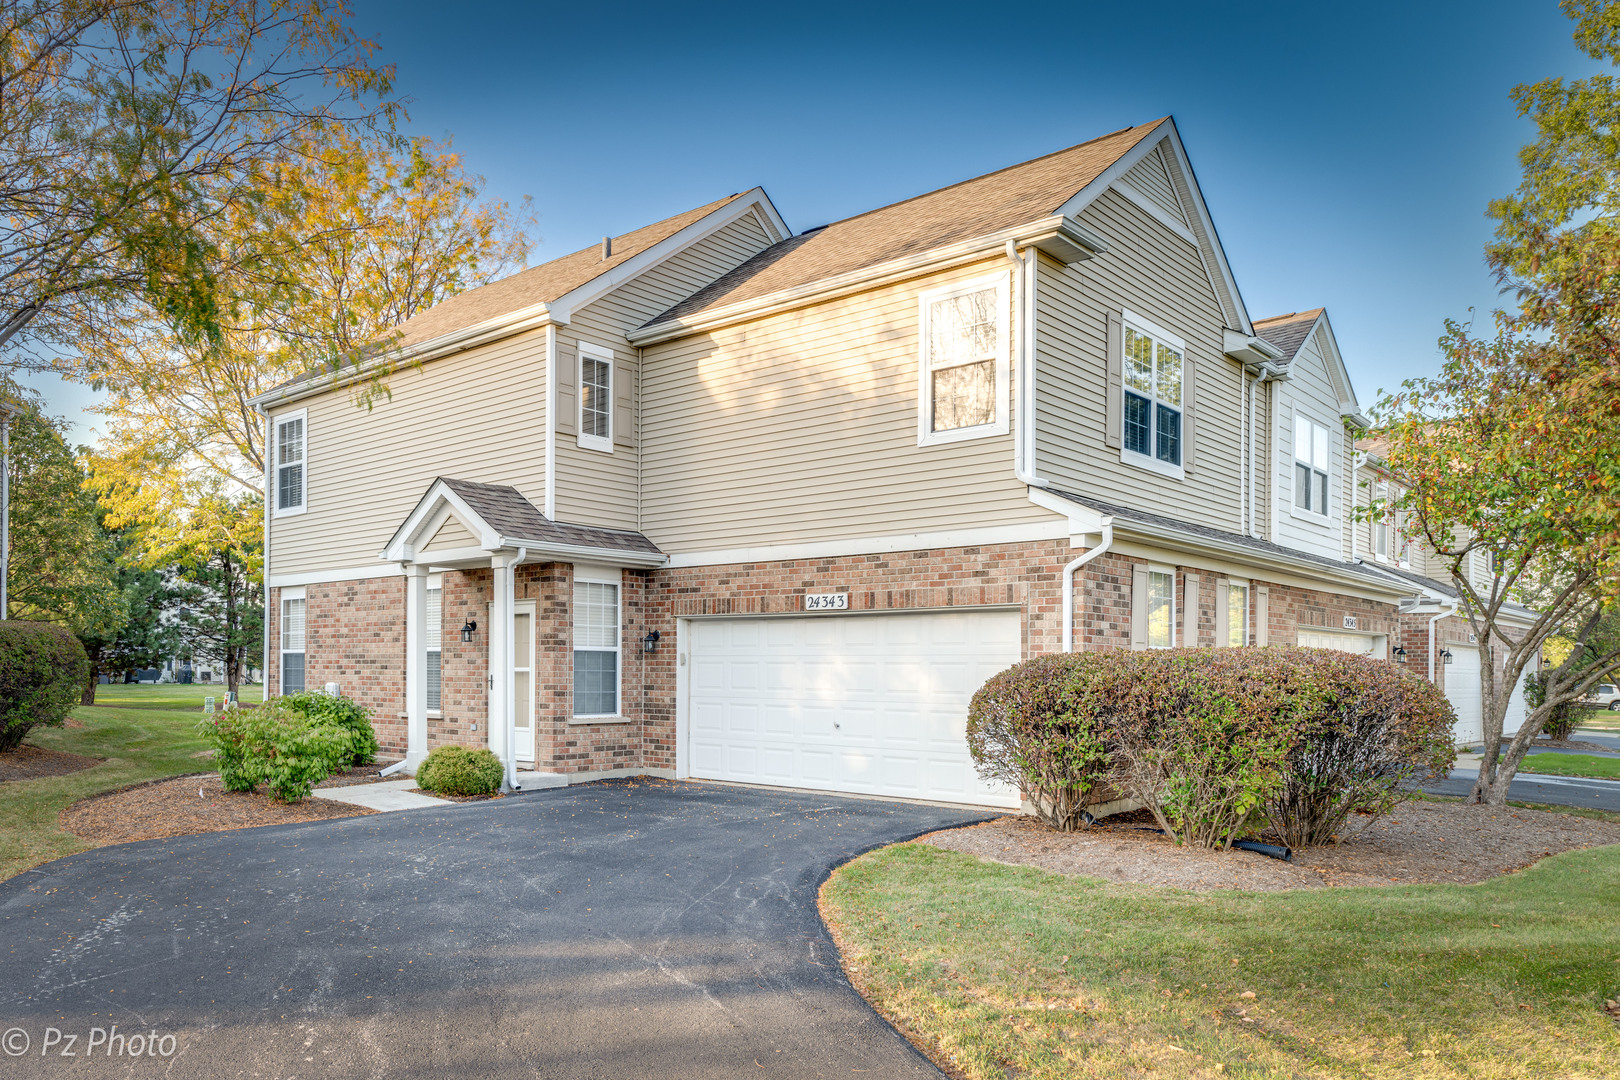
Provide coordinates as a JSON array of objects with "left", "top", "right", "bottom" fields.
[
  {"left": 628, "top": 215, "right": 1104, "bottom": 347},
  {"left": 380, "top": 480, "right": 504, "bottom": 561},
  {"left": 1223, "top": 327, "right": 1284, "bottom": 366},
  {"left": 500, "top": 538, "right": 668, "bottom": 569},
  {"left": 268, "top": 563, "right": 404, "bottom": 589},
  {"left": 1309, "top": 311, "right": 1368, "bottom": 423},
  {"left": 549, "top": 188, "right": 789, "bottom": 319},
  {"left": 1055, "top": 119, "right": 1252, "bottom": 335}
]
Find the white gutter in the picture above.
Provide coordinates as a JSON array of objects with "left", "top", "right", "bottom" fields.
[
  {"left": 258, "top": 404, "right": 272, "bottom": 694},
  {"left": 1062, "top": 521, "right": 1114, "bottom": 652},
  {"left": 505, "top": 547, "right": 526, "bottom": 792},
  {"left": 1428, "top": 598, "right": 1459, "bottom": 683},
  {"left": 1350, "top": 450, "right": 1362, "bottom": 562},
  {"left": 495, "top": 536, "right": 666, "bottom": 569},
  {"left": 544, "top": 323, "right": 558, "bottom": 518}
]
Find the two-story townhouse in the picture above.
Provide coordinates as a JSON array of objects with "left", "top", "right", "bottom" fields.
[{"left": 253, "top": 116, "right": 1507, "bottom": 810}]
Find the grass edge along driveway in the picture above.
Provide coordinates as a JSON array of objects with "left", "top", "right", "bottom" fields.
[
  {"left": 821, "top": 839, "right": 1620, "bottom": 1080},
  {"left": 0, "top": 685, "right": 261, "bottom": 881}
]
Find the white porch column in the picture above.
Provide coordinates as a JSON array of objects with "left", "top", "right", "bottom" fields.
[
  {"left": 403, "top": 564, "right": 429, "bottom": 772},
  {"left": 488, "top": 552, "right": 517, "bottom": 790}
]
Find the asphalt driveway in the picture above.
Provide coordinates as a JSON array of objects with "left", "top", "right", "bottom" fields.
[{"left": 1, "top": 779, "right": 993, "bottom": 1078}]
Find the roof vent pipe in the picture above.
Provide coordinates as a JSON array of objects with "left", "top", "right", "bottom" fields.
[{"left": 601, "top": 236, "right": 612, "bottom": 260}]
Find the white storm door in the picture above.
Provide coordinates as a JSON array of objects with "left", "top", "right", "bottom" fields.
[
  {"left": 514, "top": 603, "right": 535, "bottom": 761},
  {"left": 687, "top": 610, "right": 1023, "bottom": 808}
]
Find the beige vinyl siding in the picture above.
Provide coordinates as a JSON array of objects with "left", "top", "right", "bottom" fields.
[
  {"left": 267, "top": 328, "right": 548, "bottom": 577},
  {"left": 422, "top": 515, "right": 477, "bottom": 552},
  {"left": 1119, "top": 147, "right": 1188, "bottom": 225},
  {"left": 1271, "top": 327, "right": 1348, "bottom": 561},
  {"left": 640, "top": 259, "right": 1049, "bottom": 551},
  {"left": 1034, "top": 188, "right": 1243, "bottom": 532},
  {"left": 553, "top": 213, "right": 776, "bottom": 530}
]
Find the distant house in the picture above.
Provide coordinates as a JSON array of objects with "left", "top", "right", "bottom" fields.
[{"left": 251, "top": 116, "right": 1533, "bottom": 804}]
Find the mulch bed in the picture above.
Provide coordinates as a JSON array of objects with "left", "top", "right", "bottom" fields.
[
  {"left": 0, "top": 744, "right": 103, "bottom": 783},
  {"left": 314, "top": 763, "right": 398, "bottom": 788},
  {"left": 922, "top": 801, "right": 1620, "bottom": 892},
  {"left": 407, "top": 788, "right": 505, "bottom": 803},
  {"left": 60, "top": 773, "right": 376, "bottom": 847},
  {"left": 1526, "top": 738, "right": 1617, "bottom": 755}
]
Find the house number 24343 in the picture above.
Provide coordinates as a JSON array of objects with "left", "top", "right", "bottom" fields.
[{"left": 803, "top": 593, "right": 849, "bottom": 611}]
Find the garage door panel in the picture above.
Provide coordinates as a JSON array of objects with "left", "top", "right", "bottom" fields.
[
  {"left": 686, "top": 612, "right": 1022, "bottom": 808},
  {"left": 1446, "top": 647, "right": 1483, "bottom": 744}
]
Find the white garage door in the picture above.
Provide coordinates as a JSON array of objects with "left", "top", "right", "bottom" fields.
[
  {"left": 1298, "top": 629, "right": 1382, "bottom": 655},
  {"left": 686, "top": 610, "right": 1022, "bottom": 808},
  {"left": 1446, "top": 646, "right": 1483, "bottom": 744}
]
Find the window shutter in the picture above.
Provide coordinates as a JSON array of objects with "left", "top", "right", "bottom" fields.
[
  {"left": 1130, "top": 565, "right": 1149, "bottom": 650},
  {"left": 1180, "top": 344, "right": 1197, "bottom": 474},
  {"left": 1105, "top": 311, "right": 1124, "bottom": 449},
  {"left": 556, "top": 348, "right": 576, "bottom": 435},
  {"left": 1214, "top": 577, "right": 1230, "bottom": 648},
  {"left": 614, "top": 356, "right": 634, "bottom": 448},
  {"left": 1255, "top": 585, "right": 1270, "bottom": 646}
]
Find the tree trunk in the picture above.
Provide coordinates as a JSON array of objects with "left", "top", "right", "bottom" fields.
[
  {"left": 224, "top": 551, "right": 240, "bottom": 697},
  {"left": 80, "top": 646, "right": 100, "bottom": 705}
]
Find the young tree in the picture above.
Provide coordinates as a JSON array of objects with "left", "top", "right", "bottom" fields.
[
  {"left": 172, "top": 509, "right": 263, "bottom": 695},
  {"left": 1373, "top": 316, "right": 1620, "bottom": 804},
  {"left": 75, "top": 514, "right": 180, "bottom": 703},
  {"left": 0, "top": 0, "right": 395, "bottom": 367},
  {"left": 3, "top": 404, "right": 128, "bottom": 642}
]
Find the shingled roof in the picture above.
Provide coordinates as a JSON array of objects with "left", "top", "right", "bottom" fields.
[
  {"left": 388, "top": 194, "right": 747, "bottom": 350},
  {"left": 1253, "top": 308, "right": 1323, "bottom": 364},
  {"left": 438, "top": 478, "right": 661, "bottom": 556},
  {"left": 646, "top": 120, "right": 1169, "bottom": 327}
]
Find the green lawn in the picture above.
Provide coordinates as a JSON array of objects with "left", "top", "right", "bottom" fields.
[
  {"left": 822, "top": 840, "right": 1620, "bottom": 1080},
  {"left": 1577, "top": 708, "right": 1620, "bottom": 733},
  {"left": 0, "top": 684, "right": 254, "bottom": 881},
  {"left": 1519, "top": 753, "right": 1620, "bottom": 780}
]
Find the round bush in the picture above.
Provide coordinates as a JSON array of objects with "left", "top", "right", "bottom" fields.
[
  {"left": 417, "top": 746, "right": 504, "bottom": 796},
  {"left": 0, "top": 621, "right": 89, "bottom": 752},
  {"left": 196, "top": 700, "right": 354, "bottom": 802},
  {"left": 967, "top": 647, "right": 1457, "bottom": 848},
  {"left": 278, "top": 691, "right": 379, "bottom": 766}
]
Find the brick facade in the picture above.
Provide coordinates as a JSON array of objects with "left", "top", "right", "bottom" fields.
[{"left": 275, "top": 539, "right": 1492, "bottom": 773}]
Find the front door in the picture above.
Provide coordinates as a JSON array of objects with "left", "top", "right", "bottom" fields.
[{"left": 514, "top": 602, "right": 535, "bottom": 761}]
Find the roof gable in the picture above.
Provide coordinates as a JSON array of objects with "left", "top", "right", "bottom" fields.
[
  {"left": 1255, "top": 308, "right": 1366, "bottom": 424},
  {"left": 1056, "top": 119, "right": 1252, "bottom": 333}
]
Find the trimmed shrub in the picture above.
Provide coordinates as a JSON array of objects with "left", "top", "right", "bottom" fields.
[
  {"left": 279, "top": 691, "right": 379, "bottom": 766},
  {"left": 967, "top": 653, "right": 1116, "bottom": 830},
  {"left": 967, "top": 647, "right": 1456, "bottom": 849},
  {"left": 1261, "top": 649, "right": 1455, "bottom": 848},
  {"left": 416, "top": 746, "right": 504, "bottom": 796},
  {"left": 0, "top": 621, "right": 89, "bottom": 752},
  {"left": 197, "top": 702, "right": 354, "bottom": 802}
]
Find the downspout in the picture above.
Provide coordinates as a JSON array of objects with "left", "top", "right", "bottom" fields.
[
  {"left": 1246, "top": 363, "right": 1287, "bottom": 538},
  {"left": 258, "top": 404, "right": 271, "bottom": 694},
  {"left": 1428, "top": 598, "right": 1459, "bottom": 684},
  {"left": 1246, "top": 371, "right": 1258, "bottom": 536},
  {"left": 1006, "top": 240, "right": 1048, "bottom": 489},
  {"left": 1062, "top": 521, "right": 1114, "bottom": 652},
  {"left": 544, "top": 324, "right": 557, "bottom": 519},
  {"left": 1350, "top": 450, "right": 1361, "bottom": 561}
]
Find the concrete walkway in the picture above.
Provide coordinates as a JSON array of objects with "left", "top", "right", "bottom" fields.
[{"left": 311, "top": 777, "right": 445, "bottom": 811}]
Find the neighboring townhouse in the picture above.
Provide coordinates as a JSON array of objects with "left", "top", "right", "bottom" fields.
[{"left": 252, "top": 116, "right": 1520, "bottom": 810}]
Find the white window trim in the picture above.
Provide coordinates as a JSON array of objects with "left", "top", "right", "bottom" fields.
[
  {"left": 426, "top": 580, "right": 443, "bottom": 714},
  {"left": 1146, "top": 562, "right": 1177, "bottom": 650},
  {"left": 571, "top": 565, "right": 624, "bottom": 723},
  {"left": 279, "top": 586, "right": 307, "bottom": 693},
  {"left": 916, "top": 272, "right": 1011, "bottom": 447},
  {"left": 1288, "top": 409, "right": 1333, "bottom": 524},
  {"left": 1226, "top": 575, "right": 1250, "bottom": 648},
  {"left": 576, "top": 340, "right": 615, "bottom": 454},
  {"left": 1119, "top": 310, "right": 1186, "bottom": 480},
  {"left": 272, "top": 408, "right": 309, "bottom": 518}
]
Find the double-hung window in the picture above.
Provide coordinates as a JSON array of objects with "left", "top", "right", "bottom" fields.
[
  {"left": 1372, "top": 482, "right": 1390, "bottom": 558},
  {"left": 425, "top": 584, "right": 442, "bottom": 711},
  {"left": 1226, "top": 579, "right": 1249, "bottom": 648},
  {"left": 572, "top": 577, "right": 620, "bottom": 718},
  {"left": 280, "top": 593, "right": 306, "bottom": 693},
  {"left": 1293, "top": 414, "right": 1331, "bottom": 516},
  {"left": 577, "top": 342, "right": 614, "bottom": 452},
  {"left": 1146, "top": 569, "right": 1175, "bottom": 649},
  {"left": 1121, "top": 316, "right": 1183, "bottom": 475},
  {"left": 918, "top": 275, "right": 1008, "bottom": 445},
  {"left": 274, "top": 411, "right": 307, "bottom": 515}
]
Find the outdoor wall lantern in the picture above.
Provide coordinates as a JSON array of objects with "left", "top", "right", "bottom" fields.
[
  {"left": 461, "top": 619, "right": 477, "bottom": 643},
  {"left": 642, "top": 630, "right": 661, "bottom": 654},
  {"left": 1440, "top": 648, "right": 1454, "bottom": 664},
  {"left": 1392, "top": 646, "right": 1408, "bottom": 664}
]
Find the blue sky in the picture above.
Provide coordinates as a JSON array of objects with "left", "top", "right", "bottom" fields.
[{"left": 31, "top": 0, "right": 1602, "bottom": 441}]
